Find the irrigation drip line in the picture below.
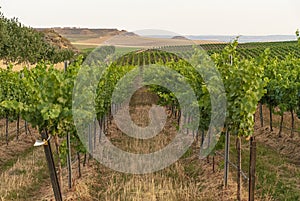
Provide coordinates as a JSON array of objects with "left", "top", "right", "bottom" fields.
[{"left": 228, "top": 160, "right": 249, "bottom": 181}]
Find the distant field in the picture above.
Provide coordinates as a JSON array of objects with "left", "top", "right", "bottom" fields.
[
  {"left": 71, "top": 35, "right": 225, "bottom": 50},
  {"left": 73, "top": 43, "right": 99, "bottom": 50},
  {"left": 80, "top": 39, "right": 300, "bottom": 61},
  {"left": 206, "top": 40, "right": 300, "bottom": 59},
  {"left": 64, "top": 28, "right": 299, "bottom": 60}
]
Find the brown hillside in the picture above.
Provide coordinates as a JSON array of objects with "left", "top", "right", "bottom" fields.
[
  {"left": 37, "top": 28, "right": 78, "bottom": 52},
  {"left": 52, "top": 27, "right": 127, "bottom": 42},
  {"left": 54, "top": 27, "right": 125, "bottom": 36}
]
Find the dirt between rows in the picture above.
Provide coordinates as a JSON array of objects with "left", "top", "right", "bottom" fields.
[
  {"left": 0, "top": 128, "right": 39, "bottom": 170},
  {"left": 2, "top": 95, "right": 299, "bottom": 200},
  {"left": 254, "top": 105, "right": 300, "bottom": 165},
  {"left": 35, "top": 88, "right": 250, "bottom": 201}
]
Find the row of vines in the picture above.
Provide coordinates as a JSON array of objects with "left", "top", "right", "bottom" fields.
[
  {"left": 1, "top": 16, "right": 300, "bottom": 199},
  {"left": 160, "top": 40, "right": 300, "bottom": 60}
]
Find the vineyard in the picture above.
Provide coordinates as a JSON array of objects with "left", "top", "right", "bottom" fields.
[
  {"left": 160, "top": 40, "right": 300, "bottom": 60},
  {"left": 1, "top": 10, "right": 300, "bottom": 201},
  {"left": 83, "top": 40, "right": 300, "bottom": 64}
]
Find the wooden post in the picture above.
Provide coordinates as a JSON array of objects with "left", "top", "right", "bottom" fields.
[
  {"left": 290, "top": 110, "right": 295, "bottom": 138},
  {"left": 83, "top": 153, "right": 87, "bottom": 167},
  {"left": 269, "top": 103, "right": 273, "bottom": 131},
  {"left": 249, "top": 137, "right": 257, "bottom": 201},
  {"left": 67, "top": 132, "right": 72, "bottom": 189},
  {"left": 64, "top": 61, "right": 68, "bottom": 72},
  {"left": 279, "top": 114, "right": 283, "bottom": 138},
  {"left": 201, "top": 129, "right": 205, "bottom": 146},
  {"left": 88, "top": 124, "right": 93, "bottom": 160},
  {"left": 224, "top": 127, "right": 230, "bottom": 187},
  {"left": 41, "top": 131, "right": 62, "bottom": 201},
  {"left": 77, "top": 152, "right": 81, "bottom": 178},
  {"left": 178, "top": 110, "right": 181, "bottom": 125},
  {"left": 16, "top": 115, "right": 20, "bottom": 140},
  {"left": 237, "top": 137, "right": 242, "bottom": 201}
]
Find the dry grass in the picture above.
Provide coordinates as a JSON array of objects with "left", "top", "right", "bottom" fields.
[
  {"left": 0, "top": 93, "right": 298, "bottom": 200},
  {"left": 73, "top": 35, "right": 222, "bottom": 48},
  {"left": 0, "top": 127, "right": 38, "bottom": 169},
  {"left": 193, "top": 40, "right": 226, "bottom": 45},
  {"left": 0, "top": 60, "right": 65, "bottom": 71},
  {"left": 72, "top": 36, "right": 113, "bottom": 46},
  {"left": 32, "top": 87, "right": 251, "bottom": 201},
  {"left": 35, "top": 157, "right": 95, "bottom": 201},
  {"left": 254, "top": 105, "right": 300, "bottom": 164},
  {"left": 98, "top": 168, "right": 202, "bottom": 201},
  {"left": 0, "top": 143, "right": 47, "bottom": 200},
  {"left": 88, "top": 149, "right": 249, "bottom": 201}
]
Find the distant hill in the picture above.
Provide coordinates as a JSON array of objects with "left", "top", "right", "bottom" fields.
[
  {"left": 172, "top": 36, "right": 188, "bottom": 40},
  {"left": 54, "top": 27, "right": 126, "bottom": 36},
  {"left": 37, "top": 27, "right": 133, "bottom": 49},
  {"left": 37, "top": 28, "right": 78, "bottom": 52},
  {"left": 50, "top": 27, "right": 128, "bottom": 42},
  {"left": 38, "top": 28, "right": 237, "bottom": 50}
]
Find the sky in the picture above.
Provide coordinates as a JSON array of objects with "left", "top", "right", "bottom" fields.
[{"left": 1, "top": 0, "right": 300, "bottom": 36}]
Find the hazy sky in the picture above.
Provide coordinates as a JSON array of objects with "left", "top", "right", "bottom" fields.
[{"left": 1, "top": 0, "right": 300, "bottom": 35}]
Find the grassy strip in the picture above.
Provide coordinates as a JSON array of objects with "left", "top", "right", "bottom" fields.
[
  {"left": 0, "top": 146, "right": 35, "bottom": 172},
  {"left": 73, "top": 44, "right": 98, "bottom": 50},
  {"left": 229, "top": 138, "right": 300, "bottom": 200},
  {"left": 5, "top": 158, "right": 49, "bottom": 200}
]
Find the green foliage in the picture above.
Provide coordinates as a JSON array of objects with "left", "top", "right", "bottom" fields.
[
  {"left": 1, "top": 23, "right": 300, "bottom": 165},
  {"left": 0, "top": 58, "right": 85, "bottom": 156},
  {"left": 162, "top": 41, "right": 300, "bottom": 60},
  {"left": 0, "top": 10, "right": 75, "bottom": 64},
  {"left": 261, "top": 47, "right": 300, "bottom": 121},
  {"left": 212, "top": 40, "right": 266, "bottom": 137},
  {"left": 0, "top": 66, "right": 24, "bottom": 121}
]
